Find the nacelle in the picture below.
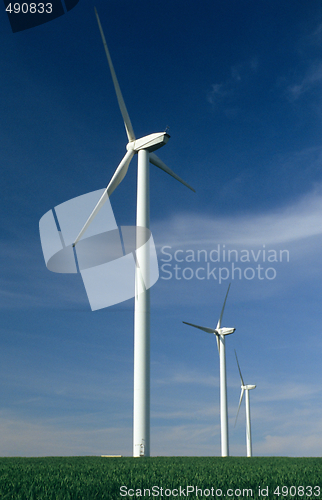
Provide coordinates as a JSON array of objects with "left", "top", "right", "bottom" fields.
[
  {"left": 127, "top": 132, "right": 170, "bottom": 153},
  {"left": 216, "top": 327, "right": 235, "bottom": 336}
]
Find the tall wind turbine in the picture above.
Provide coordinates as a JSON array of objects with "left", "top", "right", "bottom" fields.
[
  {"left": 183, "top": 284, "right": 235, "bottom": 457},
  {"left": 234, "top": 350, "right": 256, "bottom": 457},
  {"left": 72, "top": 9, "right": 195, "bottom": 458}
]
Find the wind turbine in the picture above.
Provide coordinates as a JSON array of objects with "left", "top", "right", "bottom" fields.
[
  {"left": 183, "top": 284, "right": 235, "bottom": 457},
  {"left": 234, "top": 350, "right": 256, "bottom": 457},
  {"left": 72, "top": 9, "right": 195, "bottom": 458}
]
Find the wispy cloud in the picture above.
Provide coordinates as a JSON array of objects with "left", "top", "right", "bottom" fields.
[
  {"left": 305, "top": 23, "right": 322, "bottom": 48},
  {"left": 152, "top": 424, "right": 220, "bottom": 456},
  {"left": 207, "top": 83, "right": 232, "bottom": 106},
  {"left": 154, "top": 184, "right": 322, "bottom": 248},
  {"left": 256, "top": 433, "right": 322, "bottom": 456},
  {"left": 283, "top": 22, "right": 322, "bottom": 106},
  {"left": 207, "top": 58, "right": 258, "bottom": 111},
  {"left": 154, "top": 371, "right": 218, "bottom": 387},
  {"left": 287, "top": 61, "right": 322, "bottom": 101},
  {"left": 255, "top": 381, "right": 322, "bottom": 403},
  {"left": 0, "top": 410, "right": 132, "bottom": 456}
]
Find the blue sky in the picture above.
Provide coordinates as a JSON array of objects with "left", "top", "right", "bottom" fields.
[{"left": 1, "top": 0, "right": 322, "bottom": 457}]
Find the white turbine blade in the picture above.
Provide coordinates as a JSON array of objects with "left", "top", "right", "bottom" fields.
[
  {"left": 73, "top": 149, "right": 134, "bottom": 246},
  {"left": 94, "top": 8, "right": 136, "bottom": 143},
  {"left": 234, "top": 349, "right": 245, "bottom": 386},
  {"left": 150, "top": 153, "right": 195, "bottom": 192},
  {"left": 216, "top": 282, "right": 231, "bottom": 329},
  {"left": 182, "top": 321, "right": 216, "bottom": 334},
  {"left": 234, "top": 387, "right": 245, "bottom": 427},
  {"left": 105, "top": 149, "right": 135, "bottom": 197},
  {"left": 216, "top": 335, "right": 220, "bottom": 355}
]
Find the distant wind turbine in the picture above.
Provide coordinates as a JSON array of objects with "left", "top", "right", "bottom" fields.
[
  {"left": 183, "top": 284, "right": 235, "bottom": 457},
  {"left": 72, "top": 9, "right": 195, "bottom": 457},
  {"left": 234, "top": 350, "right": 256, "bottom": 457}
]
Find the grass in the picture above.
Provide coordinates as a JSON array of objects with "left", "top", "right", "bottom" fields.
[{"left": 0, "top": 456, "right": 321, "bottom": 499}]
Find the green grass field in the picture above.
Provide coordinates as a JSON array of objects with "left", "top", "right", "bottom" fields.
[{"left": 0, "top": 456, "right": 321, "bottom": 500}]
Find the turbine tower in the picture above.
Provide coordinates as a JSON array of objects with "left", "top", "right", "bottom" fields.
[
  {"left": 234, "top": 350, "right": 256, "bottom": 457},
  {"left": 183, "top": 284, "right": 235, "bottom": 457},
  {"left": 73, "top": 9, "right": 195, "bottom": 457}
]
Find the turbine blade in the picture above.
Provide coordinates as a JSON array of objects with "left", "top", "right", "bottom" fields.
[
  {"left": 150, "top": 153, "right": 195, "bottom": 192},
  {"left": 235, "top": 349, "right": 245, "bottom": 386},
  {"left": 105, "top": 149, "right": 135, "bottom": 197},
  {"left": 94, "top": 8, "right": 136, "bottom": 143},
  {"left": 182, "top": 321, "right": 216, "bottom": 334},
  {"left": 73, "top": 149, "right": 134, "bottom": 246},
  {"left": 234, "top": 387, "right": 245, "bottom": 427},
  {"left": 216, "top": 282, "right": 231, "bottom": 329}
]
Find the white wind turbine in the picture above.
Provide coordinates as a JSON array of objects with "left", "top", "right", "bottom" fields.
[
  {"left": 72, "top": 9, "right": 195, "bottom": 458},
  {"left": 234, "top": 350, "right": 256, "bottom": 457},
  {"left": 183, "top": 283, "right": 235, "bottom": 457}
]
